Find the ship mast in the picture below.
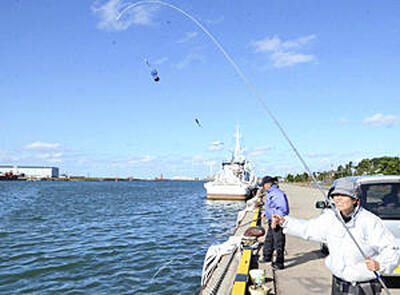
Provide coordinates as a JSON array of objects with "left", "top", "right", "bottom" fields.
[{"left": 233, "top": 125, "right": 242, "bottom": 162}]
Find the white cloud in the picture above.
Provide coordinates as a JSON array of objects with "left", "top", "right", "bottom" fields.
[
  {"left": 212, "top": 141, "right": 223, "bottom": 146},
  {"left": 177, "top": 31, "right": 198, "bottom": 43},
  {"left": 248, "top": 145, "right": 273, "bottom": 157},
  {"left": 175, "top": 53, "right": 206, "bottom": 69},
  {"left": 252, "top": 35, "right": 281, "bottom": 52},
  {"left": 25, "top": 142, "right": 61, "bottom": 150},
  {"left": 208, "top": 141, "right": 224, "bottom": 151},
  {"left": 92, "top": 0, "right": 159, "bottom": 31},
  {"left": 270, "top": 51, "right": 315, "bottom": 68},
  {"left": 363, "top": 113, "right": 399, "bottom": 127},
  {"left": 140, "top": 155, "right": 156, "bottom": 163},
  {"left": 127, "top": 155, "right": 157, "bottom": 165},
  {"left": 129, "top": 6, "right": 158, "bottom": 25},
  {"left": 252, "top": 34, "right": 316, "bottom": 53},
  {"left": 251, "top": 34, "right": 316, "bottom": 68},
  {"left": 281, "top": 35, "right": 316, "bottom": 50}
]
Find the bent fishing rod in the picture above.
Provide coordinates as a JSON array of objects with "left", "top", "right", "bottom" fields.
[{"left": 116, "top": 2, "right": 391, "bottom": 293}]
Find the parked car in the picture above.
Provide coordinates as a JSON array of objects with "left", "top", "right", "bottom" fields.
[{"left": 315, "top": 175, "right": 400, "bottom": 276}]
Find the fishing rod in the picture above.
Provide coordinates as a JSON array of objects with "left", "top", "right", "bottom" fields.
[{"left": 116, "top": 2, "right": 391, "bottom": 293}]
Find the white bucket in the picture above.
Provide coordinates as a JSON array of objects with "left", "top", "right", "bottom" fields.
[{"left": 249, "top": 269, "right": 265, "bottom": 285}]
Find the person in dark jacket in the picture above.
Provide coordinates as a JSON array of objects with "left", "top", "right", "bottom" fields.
[{"left": 259, "top": 176, "right": 290, "bottom": 269}]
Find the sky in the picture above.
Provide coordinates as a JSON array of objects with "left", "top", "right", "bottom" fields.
[{"left": 1, "top": 0, "right": 400, "bottom": 178}]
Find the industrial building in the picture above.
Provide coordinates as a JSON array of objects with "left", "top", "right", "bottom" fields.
[{"left": 0, "top": 165, "right": 59, "bottom": 178}]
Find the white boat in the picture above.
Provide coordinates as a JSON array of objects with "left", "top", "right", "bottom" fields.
[{"left": 204, "top": 126, "right": 257, "bottom": 200}]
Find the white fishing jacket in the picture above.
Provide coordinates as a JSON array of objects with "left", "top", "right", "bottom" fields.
[{"left": 283, "top": 208, "right": 400, "bottom": 283}]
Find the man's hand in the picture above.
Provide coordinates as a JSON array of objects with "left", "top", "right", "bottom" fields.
[
  {"left": 272, "top": 214, "right": 285, "bottom": 227},
  {"left": 365, "top": 257, "right": 380, "bottom": 272}
]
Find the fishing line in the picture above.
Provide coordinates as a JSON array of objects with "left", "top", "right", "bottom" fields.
[
  {"left": 151, "top": 257, "right": 178, "bottom": 280},
  {"left": 151, "top": 202, "right": 263, "bottom": 286},
  {"left": 116, "top": 2, "right": 391, "bottom": 293},
  {"left": 150, "top": 231, "right": 230, "bottom": 281},
  {"left": 150, "top": 210, "right": 251, "bottom": 281}
]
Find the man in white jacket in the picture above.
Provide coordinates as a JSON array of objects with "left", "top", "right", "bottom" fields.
[{"left": 272, "top": 178, "right": 400, "bottom": 295}]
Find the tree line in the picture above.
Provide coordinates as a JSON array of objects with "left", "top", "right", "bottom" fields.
[{"left": 286, "top": 156, "right": 400, "bottom": 183}]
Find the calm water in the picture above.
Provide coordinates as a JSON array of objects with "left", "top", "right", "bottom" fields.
[{"left": 0, "top": 181, "right": 245, "bottom": 294}]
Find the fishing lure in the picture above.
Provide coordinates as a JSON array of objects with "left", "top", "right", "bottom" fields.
[{"left": 145, "top": 59, "right": 160, "bottom": 82}]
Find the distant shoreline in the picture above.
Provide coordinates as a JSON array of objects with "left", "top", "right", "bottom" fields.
[{"left": 1, "top": 176, "right": 207, "bottom": 182}]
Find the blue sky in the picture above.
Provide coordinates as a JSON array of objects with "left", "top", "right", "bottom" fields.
[{"left": 1, "top": 0, "right": 400, "bottom": 178}]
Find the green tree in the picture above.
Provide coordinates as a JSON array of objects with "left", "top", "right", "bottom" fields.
[
  {"left": 376, "top": 156, "right": 400, "bottom": 175},
  {"left": 286, "top": 174, "right": 294, "bottom": 182},
  {"left": 301, "top": 172, "right": 309, "bottom": 182},
  {"left": 294, "top": 174, "right": 302, "bottom": 182},
  {"left": 344, "top": 161, "right": 353, "bottom": 176},
  {"left": 355, "top": 157, "right": 400, "bottom": 175},
  {"left": 355, "top": 159, "right": 371, "bottom": 175}
]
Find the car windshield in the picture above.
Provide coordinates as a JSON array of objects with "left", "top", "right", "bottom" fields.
[{"left": 360, "top": 182, "right": 400, "bottom": 219}]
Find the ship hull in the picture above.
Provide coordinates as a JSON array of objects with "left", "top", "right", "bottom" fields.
[
  {"left": 204, "top": 183, "right": 251, "bottom": 201},
  {"left": 206, "top": 193, "right": 248, "bottom": 201}
]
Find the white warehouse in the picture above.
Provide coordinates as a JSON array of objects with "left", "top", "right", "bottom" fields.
[{"left": 0, "top": 165, "right": 59, "bottom": 178}]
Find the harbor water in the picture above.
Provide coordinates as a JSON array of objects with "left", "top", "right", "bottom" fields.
[{"left": 0, "top": 181, "right": 245, "bottom": 294}]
